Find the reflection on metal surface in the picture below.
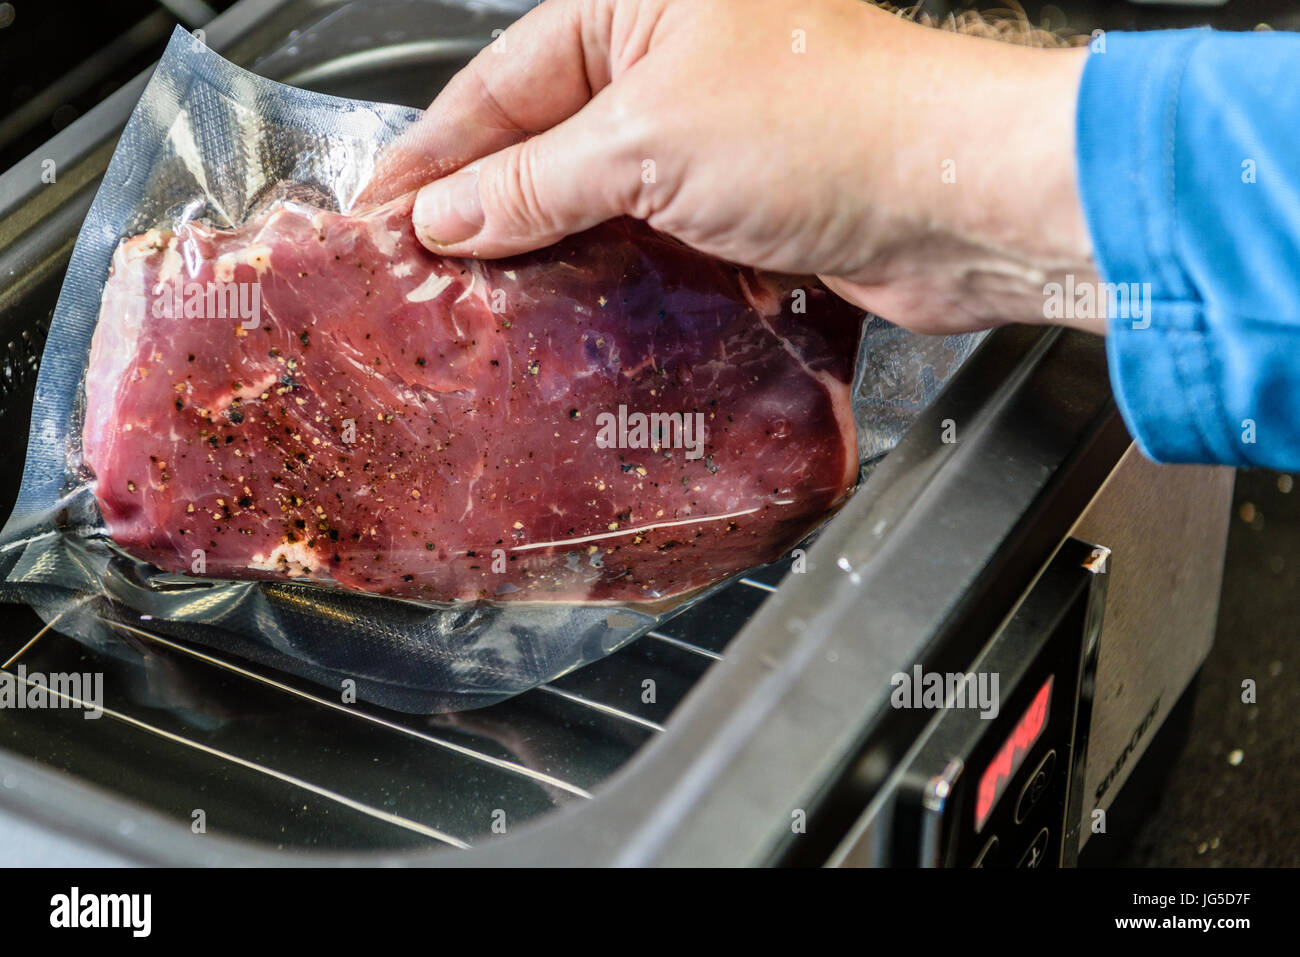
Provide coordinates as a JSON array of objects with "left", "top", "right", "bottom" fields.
[
  {"left": 1, "top": 648, "right": 471, "bottom": 849},
  {"left": 1082, "top": 546, "right": 1110, "bottom": 575},
  {"left": 277, "top": 39, "right": 486, "bottom": 87},
  {"left": 646, "top": 630, "right": 722, "bottom": 661},
  {"left": 1, "top": 520, "right": 772, "bottom": 853},
  {"left": 535, "top": 685, "right": 665, "bottom": 733},
  {"left": 103, "top": 618, "right": 594, "bottom": 800}
]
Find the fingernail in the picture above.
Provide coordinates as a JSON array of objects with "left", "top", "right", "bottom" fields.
[{"left": 413, "top": 166, "right": 484, "bottom": 246}]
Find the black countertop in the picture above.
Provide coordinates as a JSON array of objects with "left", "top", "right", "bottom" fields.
[{"left": 1117, "top": 468, "right": 1300, "bottom": 866}]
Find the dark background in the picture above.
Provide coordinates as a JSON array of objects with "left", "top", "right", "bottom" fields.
[
  {"left": 0, "top": 0, "right": 237, "bottom": 172},
  {"left": 0, "top": 0, "right": 1296, "bottom": 866}
]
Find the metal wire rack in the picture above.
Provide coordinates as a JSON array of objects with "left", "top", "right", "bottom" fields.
[{"left": 0, "top": 565, "right": 787, "bottom": 853}]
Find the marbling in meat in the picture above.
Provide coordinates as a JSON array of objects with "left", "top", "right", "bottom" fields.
[{"left": 83, "top": 196, "right": 860, "bottom": 603}]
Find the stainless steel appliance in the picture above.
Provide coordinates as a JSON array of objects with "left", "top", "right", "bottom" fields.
[{"left": 0, "top": 0, "right": 1234, "bottom": 866}]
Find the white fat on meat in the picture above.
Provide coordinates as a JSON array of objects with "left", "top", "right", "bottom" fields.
[
  {"left": 406, "top": 271, "right": 454, "bottom": 303},
  {"left": 248, "top": 541, "right": 318, "bottom": 577},
  {"left": 154, "top": 238, "right": 183, "bottom": 287},
  {"left": 213, "top": 244, "right": 274, "bottom": 283}
]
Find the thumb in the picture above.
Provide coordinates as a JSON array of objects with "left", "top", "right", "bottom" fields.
[{"left": 411, "top": 102, "right": 641, "bottom": 258}]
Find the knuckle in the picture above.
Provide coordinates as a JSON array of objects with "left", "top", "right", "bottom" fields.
[
  {"left": 603, "top": 98, "right": 666, "bottom": 220},
  {"left": 491, "top": 141, "right": 554, "bottom": 235}
]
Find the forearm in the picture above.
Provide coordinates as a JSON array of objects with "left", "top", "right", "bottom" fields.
[{"left": 825, "top": 9, "right": 1103, "bottom": 334}]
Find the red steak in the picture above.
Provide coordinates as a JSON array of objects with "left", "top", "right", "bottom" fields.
[{"left": 83, "top": 196, "right": 860, "bottom": 603}]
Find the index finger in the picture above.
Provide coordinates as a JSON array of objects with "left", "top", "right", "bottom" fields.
[{"left": 360, "top": 0, "right": 616, "bottom": 204}]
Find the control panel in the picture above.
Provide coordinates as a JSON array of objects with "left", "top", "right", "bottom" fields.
[{"left": 889, "top": 539, "right": 1106, "bottom": 867}]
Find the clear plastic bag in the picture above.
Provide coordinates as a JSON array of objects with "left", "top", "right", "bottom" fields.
[{"left": 0, "top": 24, "right": 979, "bottom": 712}]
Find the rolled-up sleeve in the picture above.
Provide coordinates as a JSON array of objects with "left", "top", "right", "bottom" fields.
[{"left": 1076, "top": 28, "right": 1300, "bottom": 469}]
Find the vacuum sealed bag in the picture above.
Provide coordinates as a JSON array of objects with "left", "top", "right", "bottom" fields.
[{"left": 0, "top": 24, "right": 979, "bottom": 712}]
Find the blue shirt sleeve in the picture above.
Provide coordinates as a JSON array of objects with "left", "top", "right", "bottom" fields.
[{"left": 1076, "top": 28, "right": 1300, "bottom": 469}]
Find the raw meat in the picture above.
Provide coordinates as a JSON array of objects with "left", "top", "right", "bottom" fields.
[{"left": 83, "top": 196, "right": 861, "bottom": 603}]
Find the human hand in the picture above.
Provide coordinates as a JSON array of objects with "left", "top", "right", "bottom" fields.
[{"left": 376, "top": 0, "right": 1103, "bottom": 336}]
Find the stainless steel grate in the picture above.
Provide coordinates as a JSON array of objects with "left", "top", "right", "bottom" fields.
[{"left": 0, "top": 563, "right": 787, "bottom": 853}]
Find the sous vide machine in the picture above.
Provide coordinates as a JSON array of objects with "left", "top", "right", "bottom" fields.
[{"left": 0, "top": 0, "right": 1233, "bottom": 866}]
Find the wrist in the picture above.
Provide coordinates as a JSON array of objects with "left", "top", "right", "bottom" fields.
[
  {"left": 943, "top": 41, "right": 1097, "bottom": 328},
  {"left": 866, "top": 17, "right": 1100, "bottom": 331}
]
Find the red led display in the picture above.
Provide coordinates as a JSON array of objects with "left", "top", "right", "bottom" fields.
[{"left": 974, "top": 675, "right": 1054, "bottom": 833}]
